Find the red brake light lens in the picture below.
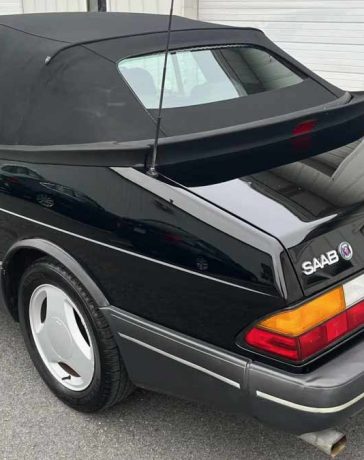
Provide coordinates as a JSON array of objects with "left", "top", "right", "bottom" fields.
[
  {"left": 298, "top": 325, "right": 327, "bottom": 360},
  {"left": 292, "top": 119, "right": 317, "bottom": 136},
  {"left": 245, "top": 328, "right": 299, "bottom": 361},
  {"left": 347, "top": 300, "right": 364, "bottom": 329},
  {"left": 292, "top": 119, "right": 317, "bottom": 150}
]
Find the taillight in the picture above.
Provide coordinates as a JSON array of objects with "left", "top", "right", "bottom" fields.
[
  {"left": 244, "top": 328, "right": 299, "bottom": 360},
  {"left": 245, "top": 274, "right": 364, "bottom": 362}
]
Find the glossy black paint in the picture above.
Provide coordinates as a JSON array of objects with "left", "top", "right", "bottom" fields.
[
  {"left": 0, "top": 161, "right": 295, "bottom": 354},
  {"left": 1, "top": 137, "right": 363, "bottom": 364},
  {"left": 0, "top": 138, "right": 363, "bottom": 362},
  {"left": 185, "top": 140, "right": 364, "bottom": 296}
]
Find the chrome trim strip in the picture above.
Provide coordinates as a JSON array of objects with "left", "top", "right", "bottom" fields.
[
  {"left": 118, "top": 332, "right": 241, "bottom": 389},
  {"left": 0, "top": 206, "right": 270, "bottom": 296},
  {"left": 256, "top": 390, "right": 364, "bottom": 414}
]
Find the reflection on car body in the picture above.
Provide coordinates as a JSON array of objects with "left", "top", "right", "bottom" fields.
[
  {"left": 117, "top": 218, "right": 259, "bottom": 282},
  {"left": 0, "top": 163, "right": 116, "bottom": 230}
]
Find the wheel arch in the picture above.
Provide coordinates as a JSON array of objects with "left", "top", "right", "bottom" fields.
[{"left": 1, "top": 238, "right": 110, "bottom": 321}]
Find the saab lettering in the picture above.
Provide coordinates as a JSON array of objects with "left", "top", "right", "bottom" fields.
[{"left": 302, "top": 250, "right": 339, "bottom": 276}]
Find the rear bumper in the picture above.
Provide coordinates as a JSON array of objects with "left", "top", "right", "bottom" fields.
[
  {"left": 248, "top": 343, "right": 364, "bottom": 434},
  {"left": 102, "top": 306, "right": 364, "bottom": 435}
]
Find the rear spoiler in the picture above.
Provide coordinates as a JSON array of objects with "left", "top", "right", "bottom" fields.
[
  {"left": 0, "top": 92, "right": 363, "bottom": 183},
  {"left": 155, "top": 91, "right": 364, "bottom": 185}
]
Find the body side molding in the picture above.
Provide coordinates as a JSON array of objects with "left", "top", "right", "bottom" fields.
[{"left": 101, "top": 306, "right": 248, "bottom": 395}]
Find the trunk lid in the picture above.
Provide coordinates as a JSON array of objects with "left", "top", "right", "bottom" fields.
[{"left": 182, "top": 139, "right": 364, "bottom": 296}]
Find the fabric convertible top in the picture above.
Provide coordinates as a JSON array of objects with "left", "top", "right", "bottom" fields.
[
  {"left": 0, "top": 12, "right": 223, "bottom": 43},
  {"left": 0, "top": 12, "right": 363, "bottom": 180}
]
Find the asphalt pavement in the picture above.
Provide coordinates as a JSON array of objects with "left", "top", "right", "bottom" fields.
[{"left": 1, "top": 307, "right": 364, "bottom": 460}]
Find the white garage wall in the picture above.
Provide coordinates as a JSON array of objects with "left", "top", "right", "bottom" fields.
[
  {"left": 0, "top": 0, "right": 23, "bottom": 14},
  {"left": 198, "top": 0, "right": 364, "bottom": 91},
  {"left": 107, "top": 0, "right": 184, "bottom": 14},
  {"left": 107, "top": 0, "right": 198, "bottom": 17},
  {"left": 22, "top": 0, "right": 87, "bottom": 13}
]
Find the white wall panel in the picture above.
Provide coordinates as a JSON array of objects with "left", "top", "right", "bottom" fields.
[
  {"left": 22, "top": 0, "right": 87, "bottom": 13},
  {"left": 198, "top": 0, "right": 364, "bottom": 91},
  {"left": 0, "top": 0, "right": 23, "bottom": 14},
  {"left": 107, "top": 0, "right": 198, "bottom": 17},
  {"left": 108, "top": 0, "right": 185, "bottom": 15}
]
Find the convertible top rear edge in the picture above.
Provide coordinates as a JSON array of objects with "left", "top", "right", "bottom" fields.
[{"left": 0, "top": 91, "right": 363, "bottom": 180}]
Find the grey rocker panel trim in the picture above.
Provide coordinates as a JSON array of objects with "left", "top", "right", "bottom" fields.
[
  {"left": 102, "top": 306, "right": 249, "bottom": 389},
  {"left": 119, "top": 333, "right": 241, "bottom": 389}
]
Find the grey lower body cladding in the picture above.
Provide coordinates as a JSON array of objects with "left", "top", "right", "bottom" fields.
[{"left": 101, "top": 306, "right": 364, "bottom": 434}]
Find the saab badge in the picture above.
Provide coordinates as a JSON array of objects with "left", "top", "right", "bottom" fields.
[
  {"left": 301, "top": 241, "right": 353, "bottom": 276},
  {"left": 338, "top": 241, "right": 353, "bottom": 261}
]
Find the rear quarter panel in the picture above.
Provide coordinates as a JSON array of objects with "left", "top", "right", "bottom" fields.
[{"left": 0, "top": 162, "right": 297, "bottom": 353}]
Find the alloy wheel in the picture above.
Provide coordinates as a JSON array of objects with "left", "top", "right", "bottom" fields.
[{"left": 29, "top": 284, "right": 95, "bottom": 391}]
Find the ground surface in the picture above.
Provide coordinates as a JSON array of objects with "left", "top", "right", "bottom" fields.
[{"left": 1, "top": 307, "right": 364, "bottom": 460}]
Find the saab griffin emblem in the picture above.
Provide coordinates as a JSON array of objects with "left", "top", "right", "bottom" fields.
[
  {"left": 302, "top": 241, "right": 353, "bottom": 276},
  {"left": 338, "top": 241, "right": 353, "bottom": 261}
]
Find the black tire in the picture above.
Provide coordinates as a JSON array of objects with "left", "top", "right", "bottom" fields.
[{"left": 18, "top": 256, "right": 134, "bottom": 412}]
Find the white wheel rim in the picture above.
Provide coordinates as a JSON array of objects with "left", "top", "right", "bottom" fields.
[{"left": 29, "top": 284, "right": 95, "bottom": 391}]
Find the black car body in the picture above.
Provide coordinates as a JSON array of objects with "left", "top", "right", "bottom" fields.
[{"left": 1, "top": 12, "right": 364, "bottom": 437}]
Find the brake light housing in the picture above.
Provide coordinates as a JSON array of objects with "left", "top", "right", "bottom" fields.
[
  {"left": 244, "top": 274, "right": 364, "bottom": 362},
  {"left": 292, "top": 119, "right": 317, "bottom": 137}
]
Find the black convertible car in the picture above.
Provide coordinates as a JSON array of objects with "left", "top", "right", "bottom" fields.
[{"left": 1, "top": 12, "right": 364, "bottom": 453}]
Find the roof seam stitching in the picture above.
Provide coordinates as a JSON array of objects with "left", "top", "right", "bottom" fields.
[
  {"left": 79, "top": 44, "right": 115, "bottom": 64},
  {"left": 0, "top": 23, "right": 71, "bottom": 45}
]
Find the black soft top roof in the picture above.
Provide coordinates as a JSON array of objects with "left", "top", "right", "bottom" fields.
[
  {"left": 0, "top": 12, "right": 363, "bottom": 178},
  {"left": 0, "top": 12, "right": 231, "bottom": 45}
]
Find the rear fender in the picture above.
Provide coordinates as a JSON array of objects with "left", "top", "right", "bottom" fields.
[{"left": 1, "top": 238, "right": 109, "bottom": 319}]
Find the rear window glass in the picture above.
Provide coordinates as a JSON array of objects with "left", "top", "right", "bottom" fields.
[{"left": 118, "top": 45, "right": 304, "bottom": 109}]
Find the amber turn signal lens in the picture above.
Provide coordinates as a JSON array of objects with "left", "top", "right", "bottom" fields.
[{"left": 258, "top": 287, "right": 346, "bottom": 337}]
